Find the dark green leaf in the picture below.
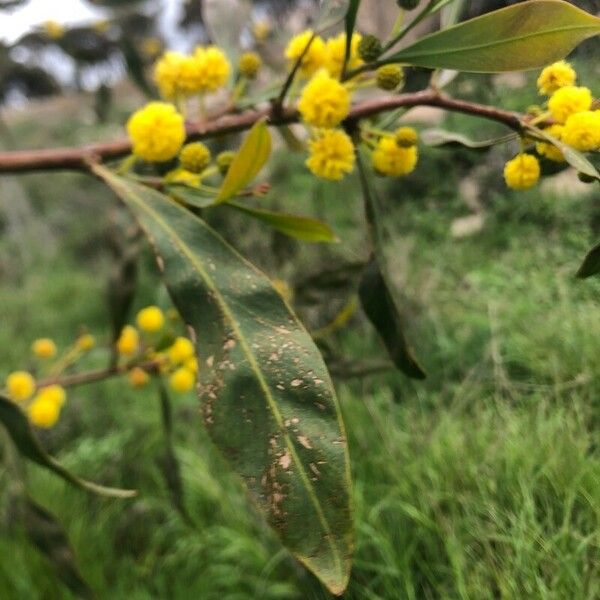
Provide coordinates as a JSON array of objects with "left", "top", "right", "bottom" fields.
[
  {"left": 167, "top": 185, "right": 216, "bottom": 209},
  {"left": 93, "top": 165, "right": 354, "bottom": 596},
  {"left": 359, "top": 261, "right": 426, "bottom": 380},
  {"left": 0, "top": 395, "right": 137, "bottom": 499},
  {"left": 577, "top": 241, "right": 600, "bottom": 279},
  {"left": 356, "top": 152, "right": 426, "bottom": 380},
  {"left": 421, "top": 128, "right": 516, "bottom": 151},
  {"left": 385, "top": 0, "right": 600, "bottom": 72},
  {"left": 344, "top": 0, "right": 361, "bottom": 70},
  {"left": 217, "top": 119, "right": 272, "bottom": 202},
  {"left": 227, "top": 201, "right": 339, "bottom": 243},
  {"left": 23, "top": 497, "right": 93, "bottom": 599}
]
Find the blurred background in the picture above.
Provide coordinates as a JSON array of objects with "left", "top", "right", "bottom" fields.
[{"left": 0, "top": 1, "right": 599, "bottom": 598}]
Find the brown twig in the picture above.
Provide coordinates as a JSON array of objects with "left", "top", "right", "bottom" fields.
[{"left": 0, "top": 90, "right": 524, "bottom": 174}]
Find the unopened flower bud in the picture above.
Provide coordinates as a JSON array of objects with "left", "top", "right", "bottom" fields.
[
  {"left": 358, "top": 34, "right": 383, "bottom": 63},
  {"left": 395, "top": 127, "right": 418, "bottom": 148},
  {"left": 376, "top": 65, "right": 404, "bottom": 91},
  {"left": 217, "top": 151, "right": 236, "bottom": 176}
]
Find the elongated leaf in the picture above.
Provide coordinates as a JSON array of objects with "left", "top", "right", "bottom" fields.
[
  {"left": 359, "top": 261, "right": 425, "bottom": 380},
  {"left": 344, "top": 0, "right": 361, "bottom": 68},
  {"left": 577, "top": 241, "right": 600, "bottom": 279},
  {"left": 421, "top": 128, "right": 516, "bottom": 151},
  {"left": 356, "top": 152, "right": 426, "bottom": 379},
  {"left": 23, "top": 497, "right": 93, "bottom": 599},
  {"left": 93, "top": 165, "right": 354, "bottom": 596},
  {"left": 217, "top": 120, "right": 272, "bottom": 203},
  {"left": 167, "top": 185, "right": 216, "bottom": 209},
  {"left": 526, "top": 124, "right": 600, "bottom": 181},
  {"left": 385, "top": 0, "right": 600, "bottom": 72},
  {"left": 0, "top": 395, "right": 136, "bottom": 499},
  {"left": 227, "top": 201, "right": 339, "bottom": 243}
]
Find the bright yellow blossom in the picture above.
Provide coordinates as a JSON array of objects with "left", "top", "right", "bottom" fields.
[
  {"left": 32, "top": 338, "right": 57, "bottom": 359},
  {"left": 169, "top": 367, "right": 196, "bottom": 393},
  {"left": 28, "top": 396, "right": 61, "bottom": 429},
  {"left": 168, "top": 337, "right": 195, "bottom": 365},
  {"left": 325, "top": 32, "right": 363, "bottom": 79},
  {"left": 6, "top": 371, "right": 36, "bottom": 403},
  {"left": 154, "top": 51, "right": 200, "bottom": 99},
  {"left": 136, "top": 306, "right": 165, "bottom": 333},
  {"left": 503, "top": 153, "right": 540, "bottom": 190},
  {"left": 129, "top": 367, "right": 150, "bottom": 388},
  {"left": 306, "top": 129, "right": 355, "bottom": 181},
  {"left": 116, "top": 325, "right": 139, "bottom": 356},
  {"left": 184, "top": 357, "right": 199, "bottom": 375},
  {"left": 76, "top": 334, "right": 95, "bottom": 351},
  {"left": 372, "top": 136, "right": 418, "bottom": 177},
  {"left": 562, "top": 110, "right": 600, "bottom": 152},
  {"left": 537, "top": 61, "right": 576, "bottom": 96},
  {"left": 127, "top": 102, "right": 186, "bottom": 163},
  {"left": 548, "top": 86, "right": 592, "bottom": 124},
  {"left": 298, "top": 70, "right": 351, "bottom": 129},
  {"left": 193, "top": 46, "right": 231, "bottom": 92},
  {"left": 535, "top": 125, "right": 565, "bottom": 162},
  {"left": 36, "top": 385, "right": 67, "bottom": 408},
  {"left": 285, "top": 30, "right": 327, "bottom": 77},
  {"left": 180, "top": 142, "right": 211, "bottom": 173}
]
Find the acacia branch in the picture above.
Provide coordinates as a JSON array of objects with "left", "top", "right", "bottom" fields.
[{"left": 0, "top": 90, "right": 524, "bottom": 174}]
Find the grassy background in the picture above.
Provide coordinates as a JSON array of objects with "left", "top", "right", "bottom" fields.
[{"left": 0, "top": 67, "right": 599, "bottom": 599}]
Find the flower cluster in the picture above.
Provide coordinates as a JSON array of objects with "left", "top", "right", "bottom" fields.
[
  {"left": 2, "top": 305, "right": 199, "bottom": 431},
  {"left": 504, "top": 61, "right": 599, "bottom": 191},
  {"left": 3, "top": 333, "right": 96, "bottom": 429}
]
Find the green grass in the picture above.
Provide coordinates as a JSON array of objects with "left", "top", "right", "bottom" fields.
[{"left": 1, "top": 69, "right": 599, "bottom": 599}]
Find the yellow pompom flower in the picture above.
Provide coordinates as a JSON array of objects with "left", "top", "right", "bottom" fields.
[
  {"left": 32, "top": 338, "right": 57, "bottom": 359},
  {"left": 537, "top": 61, "right": 576, "bottom": 96},
  {"left": 136, "top": 306, "right": 165, "bottom": 333},
  {"left": 372, "top": 136, "right": 418, "bottom": 177},
  {"left": 6, "top": 371, "right": 36, "bottom": 403},
  {"left": 43, "top": 20, "right": 64, "bottom": 40},
  {"left": 168, "top": 337, "right": 195, "bottom": 365},
  {"left": 298, "top": 70, "right": 351, "bottom": 129},
  {"left": 169, "top": 367, "right": 196, "bottom": 393},
  {"left": 76, "top": 334, "right": 96, "bottom": 352},
  {"left": 325, "top": 32, "right": 363, "bottom": 79},
  {"left": 28, "top": 396, "right": 61, "bottom": 429},
  {"left": 503, "top": 153, "right": 540, "bottom": 190},
  {"left": 548, "top": 86, "right": 592, "bottom": 124},
  {"left": 193, "top": 46, "right": 231, "bottom": 92},
  {"left": 129, "top": 367, "right": 150, "bottom": 388},
  {"left": 116, "top": 326, "right": 139, "bottom": 356},
  {"left": 535, "top": 125, "right": 565, "bottom": 162},
  {"left": 562, "top": 110, "right": 600, "bottom": 152},
  {"left": 184, "top": 357, "right": 199, "bottom": 375},
  {"left": 306, "top": 129, "right": 355, "bottom": 181},
  {"left": 36, "top": 385, "right": 67, "bottom": 408},
  {"left": 180, "top": 142, "right": 211, "bottom": 173},
  {"left": 238, "top": 52, "right": 262, "bottom": 79},
  {"left": 285, "top": 30, "right": 327, "bottom": 77},
  {"left": 395, "top": 127, "right": 418, "bottom": 148},
  {"left": 127, "top": 102, "right": 186, "bottom": 163},
  {"left": 154, "top": 51, "right": 201, "bottom": 99}
]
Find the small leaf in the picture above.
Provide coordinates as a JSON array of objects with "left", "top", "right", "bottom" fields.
[
  {"left": 421, "top": 128, "right": 516, "bottom": 151},
  {"left": 577, "top": 241, "right": 600, "bottom": 279},
  {"left": 356, "top": 152, "right": 426, "bottom": 380},
  {"left": 385, "top": 0, "right": 600, "bottom": 72},
  {"left": 227, "top": 201, "right": 339, "bottom": 243},
  {"left": 0, "top": 395, "right": 137, "bottom": 499},
  {"left": 217, "top": 120, "right": 272, "bottom": 203},
  {"left": 526, "top": 124, "right": 600, "bottom": 181},
  {"left": 344, "top": 0, "right": 361, "bottom": 68},
  {"left": 167, "top": 185, "right": 216, "bottom": 209},
  {"left": 93, "top": 165, "right": 354, "bottom": 596},
  {"left": 359, "top": 261, "right": 426, "bottom": 380},
  {"left": 23, "top": 497, "right": 93, "bottom": 599}
]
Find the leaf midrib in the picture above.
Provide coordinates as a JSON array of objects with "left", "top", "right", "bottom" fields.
[{"left": 103, "top": 169, "right": 346, "bottom": 582}]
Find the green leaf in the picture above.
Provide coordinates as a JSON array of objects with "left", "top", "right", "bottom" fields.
[
  {"left": 577, "top": 241, "right": 600, "bottom": 279},
  {"left": 93, "top": 165, "right": 354, "bottom": 596},
  {"left": 0, "top": 395, "right": 137, "bottom": 498},
  {"left": 317, "top": 0, "right": 351, "bottom": 32},
  {"left": 227, "top": 201, "right": 339, "bottom": 243},
  {"left": 344, "top": 0, "right": 361, "bottom": 68},
  {"left": 167, "top": 185, "right": 217, "bottom": 209},
  {"left": 217, "top": 119, "right": 272, "bottom": 203},
  {"left": 421, "top": 128, "right": 516, "bottom": 151},
  {"left": 356, "top": 152, "right": 426, "bottom": 380},
  {"left": 23, "top": 497, "right": 94, "bottom": 599},
  {"left": 526, "top": 124, "right": 600, "bottom": 181},
  {"left": 385, "top": 0, "right": 600, "bottom": 72}
]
